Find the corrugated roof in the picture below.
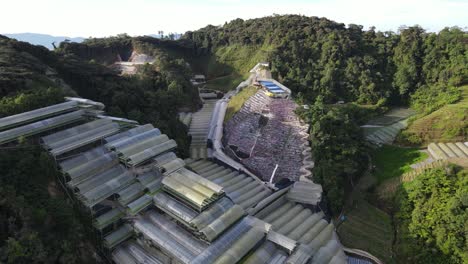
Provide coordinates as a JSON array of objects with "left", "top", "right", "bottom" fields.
[
  {"left": 112, "top": 240, "right": 165, "bottom": 264},
  {"left": 287, "top": 181, "right": 323, "bottom": 205},
  {"left": 0, "top": 101, "right": 78, "bottom": 131},
  {"left": 162, "top": 168, "right": 224, "bottom": 211},
  {"left": 0, "top": 110, "right": 85, "bottom": 144},
  {"left": 186, "top": 159, "right": 272, "bottom": 209}
]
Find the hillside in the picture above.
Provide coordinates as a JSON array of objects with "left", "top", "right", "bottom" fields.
[
  {"left": 399, "top": 85, "right": 467, "bottom": 145},
  {"left": 4, "top": 33, "right": 84, "bottom": 50},
  {"left": 0, "top": 14, "right": 467, "bottom": 264},
  {"left": 0, "top": 34, "right": 200, "bottom": 154},
  {"left": 185, "top": 15, "right": 467, "bottom": 105}
]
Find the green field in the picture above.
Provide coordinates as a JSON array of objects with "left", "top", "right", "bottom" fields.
[
  {"left": 372, "top": 145, "right": 428, "bottom": 184},
  {"left": 204, "top": 73, "right": 247, "bottom": 92},
  {"left": 399, "top": 85, "right": 468, "bottom": 146},
  {"left": 337, "top": 195, "right": 394, "bottom": 263},
  {"left": 200, "top": 43, "right": 274, "bottom": 92},
  {"left": 224, "top": 86, "right": 258, "bottom": 122}
]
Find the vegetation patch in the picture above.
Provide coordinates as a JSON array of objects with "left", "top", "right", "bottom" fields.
[
  {"left": 399, "top": 85, "right": 467, "bottom": 146},
  {"left": 204, "top": 72, "right": 247, "bottom": 93},
  {"left": 372, "top": 145, "right": 428, "bottom": 184},
  {"left": 224, "top": 86, "right": 258, "bottom": 122},
  {"left": 394, "top": 165, "right": 468, "bottom": 263},
  {"left": 337, "top": 195, "right": 394, "bottom": 263}
]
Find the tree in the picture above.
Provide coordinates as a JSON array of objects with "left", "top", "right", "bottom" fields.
[{"left": 395, "top": 165, "right": 468, "bottom": 263}]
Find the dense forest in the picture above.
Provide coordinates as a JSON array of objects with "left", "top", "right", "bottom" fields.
[
  {"left": 185, "top": 14, "right": 467, "bottom": 212},
  {"left": 395, "top": 165, "right": 468, "bottom": 263},
  {"left": 185, "top": 15, "right": 467, "bottom": 105}
]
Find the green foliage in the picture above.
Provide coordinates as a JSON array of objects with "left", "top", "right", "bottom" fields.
[
  {"left": 0, "top": 146, "right": 92, "bottom": 263},
  {"left": 204, "top": 73, "right": 245, "bottom": 92},
  {"left": 410, "top": 83, "right": 461, "bottom": 114},
  {"left": 186, "top": 17, "right": 467, "bottom": 107},
  {"left": 306, "top": 96, "right": 368, "bottom": 213},
  {"left": 372, "top": 145, "right": 428, "bottom": 183},
  {"left": 224, "top": 86, "right": 258, "bottom": 122},
  {"left": 398, "top": 85, "right": 468, "bottom": 145},
  {"left": 395, "top": 165, "right": 468, "bottom": 263},
  {"left": 0, "top": 87, "right": 64, "bottom": 117},
  {"left": 337, "top": 195, "right": 394, "bottom": 263},
  {"left": 56, "top": 37, "right": 199, "bottom": 157}
]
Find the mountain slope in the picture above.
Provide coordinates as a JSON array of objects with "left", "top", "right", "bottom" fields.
[{"left": 4, "top": 33, "right": 84, "bottom": 50}]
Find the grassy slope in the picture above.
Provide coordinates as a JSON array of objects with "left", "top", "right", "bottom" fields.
[
  {"left": 402, "top": 85, "right": 468, "bottom": 145},
  {"left": 372, "top": 145, "right": 428, "bottom": 184},
  {"left": 204, "top": 72, "right": 246, "bottom": 93},
  {"left": 338, "top": 145, "right": 428, "bottom": 263},
  {"left": 224, "top": 86, "right": 258, "bottom": 122},
  {"left": 203, "top": 44, "right": 274, "bottom": 92},
  {"left": 337, "top": 194, "right": 394, "bottom": 263}
]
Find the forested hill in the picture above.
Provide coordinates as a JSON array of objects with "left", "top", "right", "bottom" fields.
[
  {"left": 57, "top": 34, "right": 195, "bottom": 66},
  {"left": 0, "top": 35, "right": 200, "bottom": 155},
  {"left": 184, "top": 15, "right": 467, "bottom": 105},
  {"left": 0, "top": 34, "right": 199, "bottom": 262}
]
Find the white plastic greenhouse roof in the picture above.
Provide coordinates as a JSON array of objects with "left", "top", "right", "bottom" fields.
[
  {"left": 0, "top": 110, "right": 85, "bottom": 144},
  {"left": 0, "top": 101, "right": 78, "bottom": 131},
  {"left": 0, "top": 100, "right": 350, "bottom": 264}
]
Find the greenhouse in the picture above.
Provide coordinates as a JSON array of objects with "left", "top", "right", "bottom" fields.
[
  {"left": 427, "top": 142, "right": 468, "bottom": 160},
  {"left": 0, "top": 110, "right": 85, "bottom": 144},
  {"left": 0, "top": 101, "right": 78, "bottom": 131},
  {"left": 0, "top": 99, "right": 350, "bottom": 264}
]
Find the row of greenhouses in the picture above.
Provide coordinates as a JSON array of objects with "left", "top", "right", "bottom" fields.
[{"left": 0, "top": 99, "right": 351, "bottom": 264}]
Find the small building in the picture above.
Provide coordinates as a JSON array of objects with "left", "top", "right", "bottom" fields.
[
  {"left": 249, "top": 62, "right": 270, "bottom": 73},
  {"left": 258, "top": 79, "right": 291, "bottom": 98},
  {"left": 193, "top": 74, "right": 206, "bottom": 83}
]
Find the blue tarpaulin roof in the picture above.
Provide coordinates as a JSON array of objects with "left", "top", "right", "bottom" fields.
[{"left": 260, "top": 81, "right": 284, "bottom": 94}]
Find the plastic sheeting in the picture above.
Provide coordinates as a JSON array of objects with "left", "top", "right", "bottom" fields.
[
  {"left": 74, "top": 165, "right": 126, "bottom": 194},
  {"left": 80, "top": 170, "right": 134, "bottom": 207},
  {"left": 106, "top": 128, "right": 161, "bottom": 151},
  {"left": 94, "top": 207, "right": 124, "bottom": 230},
  {"left": 0, "top": 101, "right": 78, "bottom": 131},
  {"left": 126, "top": 139, "right": 177, "bottom": 166},
  {"left": 134, "top": 214, "right": 200, "bottom": 264},
  {"left": 59, "top": 146, "right": 107, "bottom": 172},
  {"left": 104, "top": 224, "right": 133, "bottom": 248},
  {"left": 191, "top": 197, "right": 234, "bottom": 229},
  {"left": 118, "top": 134, "right": 169, "bottom": 158},
  {"left": 42, "top": 119, "right": 111, "bottom": 147},
  {"left": 65, "top": 153, "right": 119, "bottom": 186},
  {"left": 49, "top": 122, "right": 120, "bottom": 156},
  {"left": 126, "top": 194, "right": 153, "bottom": 215},
  {"left": 146, "top": 211, "right": 207, "bottom": 254},
  {"left": 213, "top": 226, "right": 265, "bottom": 264},
  {"left": 287, "top": 181, "right": 323, "bottom": 206},
  {"left": 0, "top": 110, "right": 84, "bottom": 144},
  {"left": 112, "top": 240, "right": 165, "bottom": 264},
  {"left": 199, "top": 205, "right": 245, "bottom": 241},
  {"left": 116, "top": 182, "right": 145, "bottom": 206},
  {"left": 311, "top": 239, "right": 342, "bottom": 264},
  {"left": 160, "top": 158, "right": 186, "bottom": 175},
  {"left": 190, "top": 217, "right": 255, "bottom": 264},
  {"left": 162, "top": 168, "right": 224, "bottom": 211},
  {"left": 153, "top": 192, "right": 199, "bottom": 224},
  {"left": 105, "top": 124, "right": 154, "bottom": 144},
  {"left": 243, "top": 241, "right": 277, "bottom": 264}
]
